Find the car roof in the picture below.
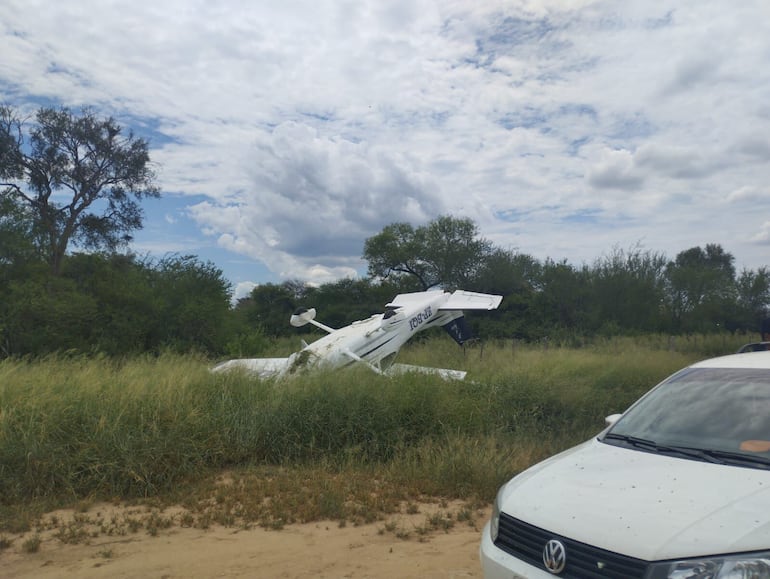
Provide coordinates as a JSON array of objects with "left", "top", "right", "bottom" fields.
[{"left": 691, "top": 349, "right": 770, "bottom": 369}]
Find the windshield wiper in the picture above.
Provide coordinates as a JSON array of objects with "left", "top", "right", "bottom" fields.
[
  {"left": 603, "top": 432, "right": 659, "bottom": 450},
  {"left": 691, "top": 448, "right": 770, "bottom": 470},
  {"left": 602, "top": 433, "right": 726, "bottom": 464},
  {"left": 604, "top": 434, "right": 770, "bottom": 469}
]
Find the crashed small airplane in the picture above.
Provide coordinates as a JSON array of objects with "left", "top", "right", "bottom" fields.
[{"left": 212, "top": 289, "right": 503, "bottom": 380}]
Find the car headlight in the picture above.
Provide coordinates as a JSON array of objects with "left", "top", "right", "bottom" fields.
[
  {"left": 489, "top": 486, "right": 503, "bottom": 543},
  {"left": 646, "top": 553, "right": 770, "bottom": 578}
]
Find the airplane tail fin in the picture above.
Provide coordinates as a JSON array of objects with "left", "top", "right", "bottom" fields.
[{"left": 443, "top": 315, "right": 474, "bottom": 345}]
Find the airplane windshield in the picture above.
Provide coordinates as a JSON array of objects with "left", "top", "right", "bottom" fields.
[{"left": 382, "top": 308, "right": 400, "bottom": 319}]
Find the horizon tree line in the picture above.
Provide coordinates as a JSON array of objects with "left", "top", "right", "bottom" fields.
[{"left": 2, "top": 106, "right": 768, "bottom": 357}]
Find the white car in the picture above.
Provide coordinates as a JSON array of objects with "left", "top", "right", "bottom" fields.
[{"left": 480, "top": 348, "right": 770, "bottom": 578}]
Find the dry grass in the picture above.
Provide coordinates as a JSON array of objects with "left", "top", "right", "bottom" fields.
[{"left": 0, "top": 334, "right": 743, "bottom": 549}]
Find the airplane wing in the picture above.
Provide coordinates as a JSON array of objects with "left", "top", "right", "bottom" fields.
[
  {"left": 386, "top": 363, "right": 467, "bottom": 381},
  {"left": 438, "top": 290, "right": 503, "bottom": 311},
  {"left": 210, "top": 357, "right": 290, "bottom": 378}
]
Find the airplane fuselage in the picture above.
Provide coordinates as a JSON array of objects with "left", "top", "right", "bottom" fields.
[{"left": 287, "top": 291, "right": 460, "bottom": 375}]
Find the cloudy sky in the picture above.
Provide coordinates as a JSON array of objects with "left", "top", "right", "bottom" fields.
[{"left": 2, "top": 1, "right": 770, "bottom": 299}]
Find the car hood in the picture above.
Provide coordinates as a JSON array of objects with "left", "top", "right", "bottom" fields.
[{"left": 500, "top": 438, "right": 770, "bottom": 561}]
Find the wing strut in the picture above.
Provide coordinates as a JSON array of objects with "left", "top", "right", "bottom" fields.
[{"left": 340, "top": 348, "right": 385, "bottom": 375}]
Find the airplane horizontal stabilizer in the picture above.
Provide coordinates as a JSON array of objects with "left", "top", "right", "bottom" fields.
[
  {"left": 386, "top": 363, "right": 467, "bottom": 381},
  {"left": 439, "top": 290, "right": 503, "bottom": 311},
  {"left": 386, "top": 290, "right": 502, "bottom": 311},
  {"left": 386, "top": 291, "right": 445, "bottom": 308}
]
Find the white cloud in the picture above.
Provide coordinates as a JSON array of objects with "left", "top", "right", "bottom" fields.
[
  {"left": 2, "top": 0, "right": 770, "bottom": 286},
  {"left": 587, "top": 148, "right": 645, "bottom": 191},
  {"left": 726, "top": 186, "right": 770, "bottom": 204},
  {"left": 750, "top": 222, "right": 770, "bottom": 245},
  {"left": 233, "top": 281, "right": 257, "bottom": 303}
]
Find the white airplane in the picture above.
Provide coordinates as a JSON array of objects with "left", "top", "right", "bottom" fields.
[{"left": 212, "top": 289, "right": 503, "bottom": 380}]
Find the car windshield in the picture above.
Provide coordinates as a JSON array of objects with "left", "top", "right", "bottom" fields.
[{"left": 602, "top": 367, "right": 770, "bottom": 469}]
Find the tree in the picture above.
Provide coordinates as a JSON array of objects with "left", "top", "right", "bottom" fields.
[
  {"left": 422, "top": 215, "right": 493, "bottom": 290},
  {"left": 663, "top": 244, "right": 736, "bottom": 331},
  {"left": 0, "top": 195, "right": 40, "bottom": 270},
  {"left": 1, "top": 272, "right": 100, "bottom": 356},
  {"left": 239, "top": 282, "right": 303, "bottom": 337},
  {"left": 471, "top": 247, "right": 541, "bottom": 296},
  {"left": 61, "top": 252, "right": 159, "bottom": 354},
  {"left": 529, "top": 259, "right": 592, "bottom": 338},
  {"left": 588, "top": 245, "right": 667, "bottom": 333},
  {"left": 734, "top": 267, "right": 770, "bottom": 333},
  {"left": 363, "top": 215, "right": 491, "bottom": 290},
  {"left": 149, "top": 255, "right": 232, "bottom": 353},
  {"left": 0, "top": 105, "right": 159, "bottom": 275},
  {"left": 466, "top": 248, "right": 541, "bottom": 339},
  {"left": 0, "top": 251, "right": 235, "bottom": 357},
  {"left": 362, "top": 222, "right": 430, "bottom": 289}
]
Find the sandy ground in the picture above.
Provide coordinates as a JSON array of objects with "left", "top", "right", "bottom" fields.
[{"left": 1, "top": 504, "right": 491, "bottom": 579}]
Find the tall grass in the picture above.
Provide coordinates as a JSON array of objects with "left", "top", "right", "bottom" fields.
[{"left": 0, "top": 337, "right": 724, "bottom": 514}]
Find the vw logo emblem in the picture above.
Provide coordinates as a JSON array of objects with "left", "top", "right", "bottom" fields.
[{"left": 543, "top": 539, "right": 567, "bottom": 574}]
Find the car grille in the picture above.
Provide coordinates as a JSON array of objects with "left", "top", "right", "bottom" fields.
[{"left": 495, "top": 513, "right": 649, "bottom": 578}]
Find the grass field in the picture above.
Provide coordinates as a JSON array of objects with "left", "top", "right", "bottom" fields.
[{"left": 0, "top": 332, "right": 753, "bottom": 538}]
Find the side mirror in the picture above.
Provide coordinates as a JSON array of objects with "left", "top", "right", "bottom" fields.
[{"left": 604, "top": 413, "right": 622, "bottom": 427}]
